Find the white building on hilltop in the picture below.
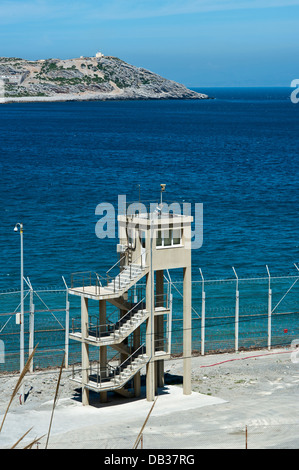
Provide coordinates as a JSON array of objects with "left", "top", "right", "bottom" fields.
[{"left": 96, "top": 52, "right": 104, "bottom": 58}]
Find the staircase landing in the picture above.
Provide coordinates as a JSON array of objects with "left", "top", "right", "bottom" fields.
[{"left": 69, "top": 264, "right": 148, "bottom": 300}]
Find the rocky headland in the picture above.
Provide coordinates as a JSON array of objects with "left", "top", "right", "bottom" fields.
[{"left": 0, "top": 54, "right": 208, "bottom": 103}]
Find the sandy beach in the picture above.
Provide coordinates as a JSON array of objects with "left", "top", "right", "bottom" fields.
[{"left": 0, "top": 346, "right": 298, "bottom": 449}]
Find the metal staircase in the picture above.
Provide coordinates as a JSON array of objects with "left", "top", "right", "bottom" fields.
[
  {"left": 69, "top": 248, "right": 171, "bottom": 396},
  {"left": 70, "top": 254, "right": 148, "bottom": 300},
  {"left": 71, "top": 344, "right": 149, "bottom": 392},
  {"left": 86, "top": 298, "right": 148, "bottom": 346},
  {"left": 105, "top": 264, "right": 146, "bottom": 296}
]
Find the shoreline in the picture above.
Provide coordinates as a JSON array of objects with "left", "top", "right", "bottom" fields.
[
  {"left": 0, "top": 94, "right": 209, "bottom": 105},
  {"left": 0, "top": 89, "right": 209, "bottom": 105}
]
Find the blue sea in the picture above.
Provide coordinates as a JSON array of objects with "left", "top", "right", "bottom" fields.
[
  {"left": 0, "top": 87, "right": 298, "bottom": 368},
  {"left": 0, "top": 87, "right": 298, "bottom": 289}
]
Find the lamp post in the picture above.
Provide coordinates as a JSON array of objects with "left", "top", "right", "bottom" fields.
[{"left": 14, "top": 222, "right": 24, "bottom": 404}]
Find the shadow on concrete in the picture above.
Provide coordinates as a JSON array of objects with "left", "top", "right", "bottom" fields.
[{"left": 71, "top": 371, "right": 183, "bottom": 408}]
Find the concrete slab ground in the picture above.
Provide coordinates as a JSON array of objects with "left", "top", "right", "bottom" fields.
[{"left": 0, "top": 347, "right": 298, "bottom": 449}]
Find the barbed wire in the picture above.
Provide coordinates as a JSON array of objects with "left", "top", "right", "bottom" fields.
[{"left": 1, "top": 272, "right": 298, "bottom": 374}]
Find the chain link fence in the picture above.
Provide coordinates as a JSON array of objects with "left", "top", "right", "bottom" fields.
[{"left": 0, "top": 271, "right": 298, "bottom": 373}]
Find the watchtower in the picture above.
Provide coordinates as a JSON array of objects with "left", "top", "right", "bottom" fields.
[{"left": 69, "top": 187, "right": 192, "bottom": 405}]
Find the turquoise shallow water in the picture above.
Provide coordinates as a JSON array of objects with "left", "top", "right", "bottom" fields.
[{"left": 0, "top": 87, "right": 298, "bottom": 369}]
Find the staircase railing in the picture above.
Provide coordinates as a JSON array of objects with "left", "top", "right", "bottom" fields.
[
  {"left": 70, "top": 250, "right": 148, "bottom": 296},
  {"left": 154, "top": 293, "right": 169, "bottom": 310},
  {"left": 71, "top": 293, "right": 169, "bottom": 341},
  {"left": 70, "top": 271, "right": 104, "bottom": 295},
  {"left": 72, "top": 343, "right": 148, "bottom": 390},
  {"left": 115, "top": 297, "right": 146, "bottom": 330},
  {"left": 115, "top": 343, "right": 147, "bottom": 378},
  {"left": 154, "top": 336, "right": 170, "bottom": 356},
  {"left": 87, "top": 297, "right": 146, "bottom": 341},
  {"left": 130, "top": 249, "right": 148, "bottom": 270},
  {"left": 106, "top": 254, "right": 126, "bottom": 291},
  {"left": 106, "top": 250, "right": 149, "bottom": 293}
]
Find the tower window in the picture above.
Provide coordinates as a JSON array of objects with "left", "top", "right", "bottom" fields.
[{"left": 156, "top": 226, "right": 182, "bottom": 248}]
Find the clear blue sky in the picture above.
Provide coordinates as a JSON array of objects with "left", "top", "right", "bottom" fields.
[{"left": 0, "top": 0, "right": 298, "bottom": 86}]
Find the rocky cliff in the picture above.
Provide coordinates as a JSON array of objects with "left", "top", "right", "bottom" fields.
[{"left": 0, "top": 55, "right": 208, "bottom": 103}]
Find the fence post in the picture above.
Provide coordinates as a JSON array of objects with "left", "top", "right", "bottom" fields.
[
  {"left": 28, "top": 279, "right": 35, "bottom": 373},
  {"left": 233, "top": 267, "right": 239, "bottom": 353},
  {"left": 62, "top": 276, "right": 69, "bottom": 369},
  {"left": 65, "top": 299, "right": 70, "bottom": 369},
  {"left": 199, "top": 269, "right": 205, "bottom": 356},
  {"left": 266, "top": 266, "right": 272, "bottom": 351}
]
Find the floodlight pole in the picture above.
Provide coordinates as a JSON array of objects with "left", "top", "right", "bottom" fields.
[{"left": 14, "top": 222, "right": 24, "bottom": 404}]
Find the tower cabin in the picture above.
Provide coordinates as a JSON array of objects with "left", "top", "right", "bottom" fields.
[{"left": 69, "top": 191, "right": 192, "bottom": 405}]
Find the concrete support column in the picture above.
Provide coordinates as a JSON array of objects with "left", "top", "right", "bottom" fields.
[
  {"left": 183, "top": 266, "right": 192, "bottom": 395},
  {"left": 146, "top": 271, "right": 155, "bottom": 401},
  {"left": 133, "top": 327, "right": 141, "bottom": 397},
  {"left": 81, "top": 296, "right": 90, "bottom": 406},
  {"left": 156, "top": 270, "right": 164, "bottom": 388},
  {"left": 99, "top": 300, "right": 108, "bottom": 403},
  {"left": 156, "top": 360, "right": 164, "bottom": 389},
  {"left": 156, "top": 270, "right": 164, "bottom": 308}
]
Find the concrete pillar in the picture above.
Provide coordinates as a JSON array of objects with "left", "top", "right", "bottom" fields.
[
  {"left": 156, "top": 270, "right": 164, "bottom": 307},
  {"left": 99, "top": 300, "right": 108, "bottom": 403},
  {"left": 155, "top": 270, "right": 164, "bottom": 388},
  {"left": 81, "top": 296, "right": 89, "bottom": 405},
  {"left": 133, "top": 327, "right": 141, "bottom": 397},
  {"left": 183, "top": 266, "right": 192, "bottom": 395},
  {"left": 157, "top": 359, "right": 164, "bottom": 388},
  {"left": 146, "top": 271, "right": 155, "bottom": 401}
]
